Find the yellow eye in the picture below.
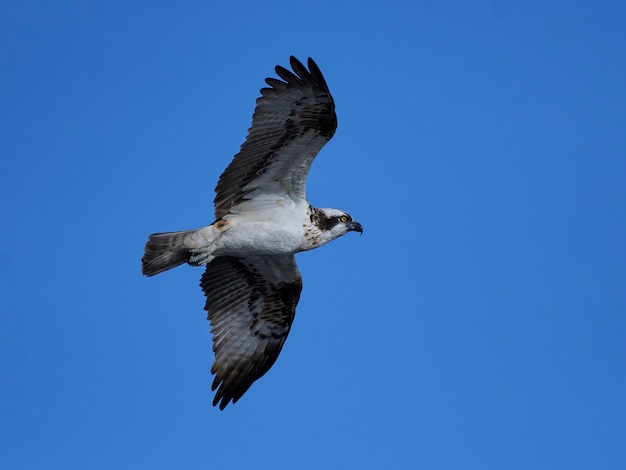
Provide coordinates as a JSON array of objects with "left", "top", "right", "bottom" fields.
[{"left": 339, "top": 215, "right": 348, "bottom": 223}]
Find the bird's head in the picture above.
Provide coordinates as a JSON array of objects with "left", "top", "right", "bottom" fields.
[{"left": 313, "top": 208, "right": 363, "bottom": 241}]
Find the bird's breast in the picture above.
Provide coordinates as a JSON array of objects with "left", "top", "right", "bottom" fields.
[{"left": 213, "top": 218, "right": 307, "bottom": 256}]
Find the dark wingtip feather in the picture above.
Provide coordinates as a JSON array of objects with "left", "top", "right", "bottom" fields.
[
  {"left": 306, "top": 57, "right": 331, "bottom": 91},
  {"left": 274, "top": 64, "right": 302, "bottom": 85},
  {"left": 268, "top": 56, "right": 332, "bottom": 95},
  {"left": 288, "top": 56, "right": 309, "bottom": 81}
]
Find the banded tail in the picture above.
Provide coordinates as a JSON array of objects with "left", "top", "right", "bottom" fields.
[
  {"left": 142, "top": 226, "right": 219, "bottom": 276},
  {"left": 142, "top": 229, "right": 196, "bottom": 276}
]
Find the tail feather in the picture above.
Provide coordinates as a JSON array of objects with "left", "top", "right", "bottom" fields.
[{"left": 142, "top": 230, "right": 196, "bottom": 277}]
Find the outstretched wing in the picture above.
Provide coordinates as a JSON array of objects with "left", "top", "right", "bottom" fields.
[
  {"left": 200, "top": 254, "right": 303, "bottom": 409},
  {"left": 214, "top": 56, "right": 337, "bottom": 219}
]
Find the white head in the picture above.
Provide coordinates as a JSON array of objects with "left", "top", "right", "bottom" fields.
[{"left": 309, "top": 207, "right": 363, "bottom": 245}]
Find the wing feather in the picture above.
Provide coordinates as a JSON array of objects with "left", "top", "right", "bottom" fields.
[
  {"left": 213, "top": 56, "right": 337, "bottom": 219},
  {"left": 200, "top": 255, "right": 303, "bottom": 409}
]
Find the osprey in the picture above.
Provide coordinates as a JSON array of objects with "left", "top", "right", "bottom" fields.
[{"left": 142, "top": 56, "right": 362, "bottom": 410}]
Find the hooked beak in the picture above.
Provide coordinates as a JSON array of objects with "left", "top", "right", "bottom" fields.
[{"left": 348, "top": 221, "right": 363, "bottom": 234}]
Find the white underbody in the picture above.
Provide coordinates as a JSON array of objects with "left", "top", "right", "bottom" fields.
[{"left": 184, "top": 193, "right": 346, "bottom": 266}]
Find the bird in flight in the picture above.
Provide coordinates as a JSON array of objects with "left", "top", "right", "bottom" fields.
[{"left": 142, "top": 56, "right": 362, "bottom": 409}]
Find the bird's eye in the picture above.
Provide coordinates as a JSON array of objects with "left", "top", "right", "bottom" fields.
[{"left": 339, "top": 215, "right": 349, "bottom": 223}]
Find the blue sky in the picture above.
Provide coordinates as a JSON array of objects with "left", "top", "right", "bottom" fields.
[{"left": 1, "top": 1, "right": 625, "bottom": 468}]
